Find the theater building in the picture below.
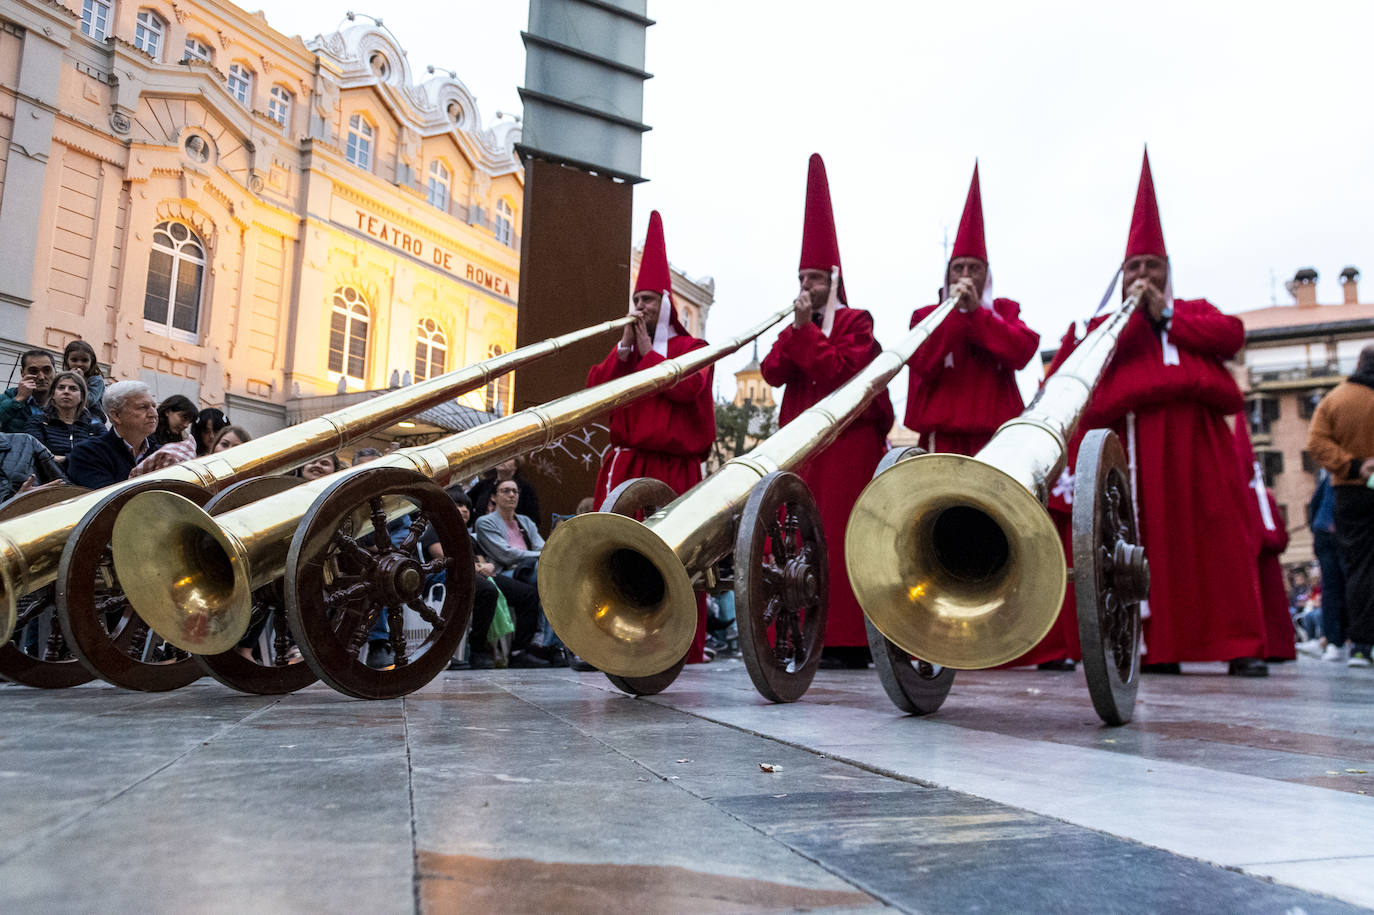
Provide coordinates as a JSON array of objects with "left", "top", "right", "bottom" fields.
[{"left": 0, "top": 0, "right": 522, "bottom": 435}]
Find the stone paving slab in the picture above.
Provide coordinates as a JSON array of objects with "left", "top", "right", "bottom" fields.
[{"left": 0, "top": 654, "right": 1370, "bottom": 913}]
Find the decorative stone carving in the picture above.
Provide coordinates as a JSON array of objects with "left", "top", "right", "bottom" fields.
[{"left": 109, "top": 111, "right": 131, "bottom": 134}]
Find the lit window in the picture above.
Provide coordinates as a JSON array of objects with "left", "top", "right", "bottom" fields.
[
  {"left": 133, "top": 10, "right": 164, "bottom": 59},
  {"left": 268, "top": 86, "right": 292, "bottom": 127},
  {"left": 484, "top": 344, "right": 510, "bottom": 414},
  {"left": 183, "top": 37, "right": 213, "bottom": 64},
  {"left": 227, "top": 64, "right": 253, "bottom": 105},
  {"left": 143, "top": 221, "right": 205, "bottom": 341},
  {"left": 345, "top": 114, "right": 373, "bottom": 170},
  {"left": 495, "top": 199, "right": 513, "bottom": 246},
  {"left": 414, "top": 319, "right": 447, "bottom": 382},
  {"left": 328, "top": 287, "right": 370, "bottom": 381},
  {"left": 80, "top": 0, "right": 112, "bottom": 41},
  {"left": 427, "top": 161, "right": 450, "bottom": 212}
]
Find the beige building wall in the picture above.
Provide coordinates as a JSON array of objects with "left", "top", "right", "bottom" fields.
[
  {"left": 1235, "top": 267, "right": 1374, "bottom": 567},
  {"left": 0, "top": 0, "right": 522, "bottom": 436}
]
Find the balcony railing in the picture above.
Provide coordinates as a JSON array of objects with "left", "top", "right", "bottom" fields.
[{"left": 1248, "top": 361, "right": 1347, "bottom": 385}]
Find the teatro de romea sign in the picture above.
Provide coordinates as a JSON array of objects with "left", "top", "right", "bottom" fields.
[{"left": 332, "top": 197, "right": 516, "bottom": 300}]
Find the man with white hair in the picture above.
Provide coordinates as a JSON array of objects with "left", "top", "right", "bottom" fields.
[{"left": 67, "top": 381, "right": 159, "bottom": 489}]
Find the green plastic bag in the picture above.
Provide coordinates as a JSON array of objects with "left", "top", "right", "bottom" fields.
[{"left": 486, "top": 585, "right": 514, "bottom": 644}]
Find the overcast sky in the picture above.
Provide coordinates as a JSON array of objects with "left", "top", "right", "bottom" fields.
[{"left": 260, "top": 1, "right": 1374, "bottom": 408}]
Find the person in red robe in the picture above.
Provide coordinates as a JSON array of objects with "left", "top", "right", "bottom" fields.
[
  {"left": 904, "top": 163, "right": 1039, "bottom": 457},
  {"left": 1040, "top": 150, "right": 1268, "bottom": 677},
  {"left": 585, "top": 210, "right": 715, "bottom": 665},
  {"left": 1232, "top": 416, "right": 1297, "bottom": 662},
  {"left": 760, "top": 153, "right": 893, "bottom": 668}
]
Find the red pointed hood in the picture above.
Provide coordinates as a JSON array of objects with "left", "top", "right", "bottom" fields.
[
  {"left": 633, "top": 210, "right": 671, "bottom": 294},
  {"left": 1125, "top": 149, "right": 1167, "bottom": 260},
  {"left": 798, "top": 153, "right": 846, "bottom": 304},
  {"left": 633, "top": 210, "right": 689, "bottom": 345},
  {"left": 950, "top": 163, "right": 987, "bottom": 263}
]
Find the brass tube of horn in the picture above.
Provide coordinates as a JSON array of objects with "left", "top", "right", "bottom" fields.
[
  {"left": 541, "top": 298, "right": 961, "bottom": 677},
  {"left": 844, "top": 295, "right": 1143, "bottom": 669},
  {"left": 109, "top": 306, "right": 793, "bottom": 654},
  {"left": 0, "top": 314, "right": 632, "bottom": 642}
]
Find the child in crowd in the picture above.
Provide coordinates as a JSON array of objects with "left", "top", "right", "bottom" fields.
[{"left": 62, "top": 340, "right": 105, "bottom": 422}]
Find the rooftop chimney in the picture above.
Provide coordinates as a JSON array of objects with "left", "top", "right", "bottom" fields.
[
  {"left": 1340, "top": 266, "right": 1360, "bottom": 305},
  {"left": 1287, "top": 267, "right": 1319, "bottom": 307}
]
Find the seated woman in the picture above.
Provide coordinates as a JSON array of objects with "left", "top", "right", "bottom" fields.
[
  {"left": 24, "top": 371, "right": 103, "bottom": 471},
  {"left": 474, "top": 479, "right": 543, "bottom": 584},
  {"left": 470, "top": 481, "right": 565, "bottom": 667}
]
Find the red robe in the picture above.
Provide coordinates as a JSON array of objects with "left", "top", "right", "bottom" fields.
[
  {"left": 760, "top": 308, "right": 894, "bottom": 647},
  {"left": 1025, "top": 300, "right": 1265, "bottom": 665},
  {"left": 587, "top": 334, "right": 715, "bottom": 662},
  {"left": 1257, "top": 489, "right": 1295, "bottom": 661},
  {"left": 904, "top": 298, "right": 1039, "bottom": 456}
]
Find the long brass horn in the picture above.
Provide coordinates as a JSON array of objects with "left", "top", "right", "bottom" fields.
[
  {"left": 540, "top": 297, "right": 961, "bottom": 678},
  {"left": 0, "top": 314, "right": 633, "bottom": 643},
  {"left": 844, "top": 294, "right": 1143, "bottom": 669},
  {"left": 109, "top": 306, "right": 793, "bottom": 654}
]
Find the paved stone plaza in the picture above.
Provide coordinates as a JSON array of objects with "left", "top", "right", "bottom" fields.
[{"left": 2, "top": 655, "right": 1372, "bottom": 913}]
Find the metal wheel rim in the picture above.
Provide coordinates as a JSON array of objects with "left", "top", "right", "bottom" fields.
[
  {"left": 285, "top": 467, "right": 473, "bottom": 700},
  {"left": 1073, "top": 429, "right": 1142, "bottom": 726},
  {"left": 735, "top": 471, "right": 827, "bottom": 703}
]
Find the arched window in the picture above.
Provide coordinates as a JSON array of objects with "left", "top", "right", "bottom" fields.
[
  {"left": 133, "top": 10, "right": 165, "bottom": 59},
  {"left": 80, "top": 0, "right": 111, "bottom": 41},
  {"left": 328, "top": 287, "right": 370, "bottom": 381},
  {"left": 427, "top": 161, "right": 450, "bottom": 212},
  {"left": 267, "top": 86, "right": 292, "bottom": 127},
  {"left": 143, "top": 221, "right": 205, "bottom": 341},
  {"left": 494, "top": 198, "right": 513, "bottom": 246},
  {"left": 484, "top": 343, "right": 510, "bottom": 414},
  {"left": 414, "top": 318, "right": 447, "bottom": 382},
  {"left": 345, "top": 114, "right": 373, "bottom": 170},
  {"left": 227, "top": 64, "right": 253, "bottom": 105},
  {"left": 183, "top": 37, "right": 213, "bottom": 64}
]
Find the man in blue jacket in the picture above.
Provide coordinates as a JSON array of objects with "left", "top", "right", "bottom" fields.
[{"left": 67, "top": 381, "right": 158, "bottom": 489}]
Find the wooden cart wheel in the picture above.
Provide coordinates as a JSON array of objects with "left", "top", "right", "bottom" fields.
[
  {"left": 735, "top": 471, "right": 827, "bottom": 703},
  {"left": 0, "top": 485, "right": 97, "bottom": 688},
  {"left": 1073, "top": 429, "right": 1148, "bottom": 726},
  {"left": 598, "top": 477, "right": 691, "bottom": 697},
  {"left": 285, "top": 466, "right": 472, "bottom": 699},
  {"left": 862, "top": 447, "right": 956, "bottom": 715},
  {"left": 194, "top": 476, "right": 321, "bottom": 695},
  {"left": 57, "top": 479, "right": 210, "bottom": 692}
]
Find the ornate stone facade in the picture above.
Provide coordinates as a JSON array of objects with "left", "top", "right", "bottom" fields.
[{"left": 0, "top": 0, "right": 522, "bottom": 434}]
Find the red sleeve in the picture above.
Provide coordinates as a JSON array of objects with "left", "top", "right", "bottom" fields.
[
  {"left": 760, "top": 333, "right": 796, "bottom": 387},
  {"left": 1166, "top": 300, "right": 1244, "bottom": 360},
  {"left": 786, "top": 313, "right": 879, "bottom": 389},
  {"left": 967, "top": 300, "right": 1040, "bottom": 369},
  {"left": 586, "top": 345, "right": 633, "bottom": 387}
]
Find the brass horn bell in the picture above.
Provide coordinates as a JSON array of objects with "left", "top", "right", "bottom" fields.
[
  {"left": 845, "top": 452, "right": 1066, "bottom": 670},
  {"left": 539, "top": 511, "right": 698, "bottom": 678}
]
